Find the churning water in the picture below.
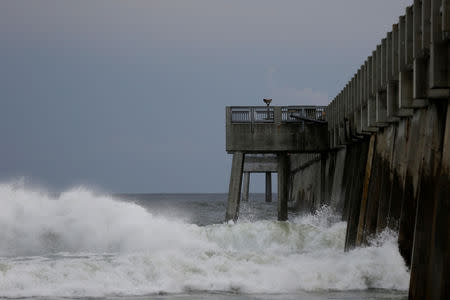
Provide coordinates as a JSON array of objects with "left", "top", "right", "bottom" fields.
[{"left": 0, "top": 181, "right": 409, "bottom": 299}]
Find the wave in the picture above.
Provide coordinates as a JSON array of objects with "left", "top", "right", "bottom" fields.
[{"left": 0, "top": 182, "right": 410, "bottom": 297}]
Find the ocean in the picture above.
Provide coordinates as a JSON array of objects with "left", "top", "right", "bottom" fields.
[{"left": 0, "top": 182, "right": 409, "bottom": 299}]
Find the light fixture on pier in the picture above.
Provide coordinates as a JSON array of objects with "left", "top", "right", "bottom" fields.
[
  {"left": 263, "top": 98, "right": 273, "bottom": 120},
  {"left": 263, "top": 98, "right": 272, "bottom": 106}
]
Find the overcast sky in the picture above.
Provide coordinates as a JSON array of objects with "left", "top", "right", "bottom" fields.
[{"left": 0, "top": 0, "right": 412, "bottom": 193}]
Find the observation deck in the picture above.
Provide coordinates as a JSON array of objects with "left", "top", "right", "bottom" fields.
[
  {"left": 224, "top": 105, "right": 329, "bottom": 222},
  {"left": 226, "top": 106, "right": 329, "bottom": 153}
]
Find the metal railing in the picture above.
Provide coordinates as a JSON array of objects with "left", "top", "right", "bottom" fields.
[
  {"left": 282, "top": 106, "right": 326, "bottom": 122},
  {"left": 230, "top": 106, "right": 326, "bottom": 123},
  {"left": 230, "top": 106, "right": 274, "bottom": 123}
]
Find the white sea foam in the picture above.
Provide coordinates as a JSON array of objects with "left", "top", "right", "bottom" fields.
[{"left": 0, "top": 182, "right": 410, "bottom": 297}]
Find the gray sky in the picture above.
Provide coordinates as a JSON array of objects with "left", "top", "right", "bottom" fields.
[{"left": 0, "top": 0, "right": 412, "bottom": 193}]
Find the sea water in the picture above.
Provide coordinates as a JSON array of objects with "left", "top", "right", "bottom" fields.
[{"left": 0, "top": 181, "right": 409, "bottom": 299}]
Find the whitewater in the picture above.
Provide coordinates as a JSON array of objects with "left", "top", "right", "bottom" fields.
[{"left": 0, "top": 181, "right": 410, "bottom": 299}]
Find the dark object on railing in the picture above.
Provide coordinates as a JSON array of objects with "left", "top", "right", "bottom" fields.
[
  {"left": 289, "top": 113, "right": 327, "bottom": 124},
  {"left": 281, "top": 106, "right": 326, "bottom": 123}
]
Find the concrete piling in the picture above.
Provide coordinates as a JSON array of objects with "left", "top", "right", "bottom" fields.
[
  {"left": 320, "top": 153, "right": 327, "bottom": 205},
  {"left": 225, "top": 152, "right": 245, "bottom": 222},
  {"left": 398, "top": 110, "right": 427, "bottom": 266},
  {"left": 385, "top": 125, "right": 404, "bottom": 231},
  {"left": 409, "top": 102, "right": 447, "bottom": 300},
  {"left": 242, "top": 172, "right": 250, "bottom": 202},
  {"left": 356, "top": 135, "right": 376, "bottom": 246},
  {"left": 363, "top": 140, "right": 382, "bottom": 240},
  {"left": 427, "top": 101, "right": 450, "bottom": 300},
  {"left": 375, "top": 127, "right": 396, "bottom": 233},
  {"left": 344, "top": 139, "right": 371, "bottom": 250},
  {"left": 277, "top": 153, "right": 289, "bottom": 221},
  {"left": 265, "top": 172, "right": 272, "bottom": 203}
]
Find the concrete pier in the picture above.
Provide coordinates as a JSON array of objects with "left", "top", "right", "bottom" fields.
[{"left": 224, "top": 1, "right": 449, "bottom": 297}]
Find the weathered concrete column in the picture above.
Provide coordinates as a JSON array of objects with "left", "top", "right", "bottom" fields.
[
  {"left": 425, "top": 100, "right": 450, "bottom": 300},
  {"left": 242, "top": 172, "right": 250, "bottom": 202},
  {"left": 356, "top": 135, "right": 376, "bottom": 246},
  {"left": 320, "top": 153, "right": 327, "bottom": 206},
  {"left": 409, "top": 102, "right": 448, "bottom": 300},
  {"left": 277, "top": 153, "right": 289, "bottom": 221},
  {"left": 344, "top": 139, "right": 371, "bottom": 251},
  {"left": 398, "top": 111, "right": 427, "bottom": 267},
  {"left": 265, "top": 172, "right": 272, "bottom": 202},
  {"left": 225, "top": 152, "right": 245, "bottom": 222}
]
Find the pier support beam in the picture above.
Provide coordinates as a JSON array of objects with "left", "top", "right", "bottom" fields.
[
  {"left": 225, "top": 152, "right": 245, "bottom": 222},
  {"left": 242, "top": 172, "right": 250, "bottom": 202},
  {"left": 277, "top": 153, "right": 289, "bottom": 221}
]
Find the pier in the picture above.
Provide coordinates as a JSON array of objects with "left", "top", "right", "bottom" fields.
[
  {"left": 225, "top": 1, "right": 449, "bottom": 299},
  {"left": 225, "top": 105, "right": 327, "bottom": 222}
]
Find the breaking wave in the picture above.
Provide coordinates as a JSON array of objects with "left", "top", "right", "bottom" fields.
[{"left": 0, "top": 182, "right": 410, "bottom": 297}]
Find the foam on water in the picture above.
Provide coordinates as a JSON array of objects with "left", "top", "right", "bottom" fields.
[{"left": 0, "top": 182, "right": 410, "bottom": 298}]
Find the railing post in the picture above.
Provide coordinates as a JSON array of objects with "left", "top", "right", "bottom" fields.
[{"left": 274, "top": 106, "right": 282, "bottom": 124}]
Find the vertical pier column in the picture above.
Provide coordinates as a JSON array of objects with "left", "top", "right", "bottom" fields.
[
  {"left": 265, "top": 172, "right": 272, "bottom": 202},
  {"left": 320, "top": 153, "right": 327, "bottom": 206},
  {"left": 242, "top": 172, "right": 250, "bottom": 202},
  {"left": 277, "top": 153, "right": 289, "bottom": 221},
  {"left": 225, "top": 152, "right": 245, "bottom": 222}
]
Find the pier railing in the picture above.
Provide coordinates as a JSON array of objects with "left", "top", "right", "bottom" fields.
[
  {"left": 230, "top": 107, "right": 274, "bottom": 123},
  {"left": 230, "top": 106, "right": 326, "bottom": 124},
  {"left": 327, "top": 0, "right": 450, "bottom": 149}
]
